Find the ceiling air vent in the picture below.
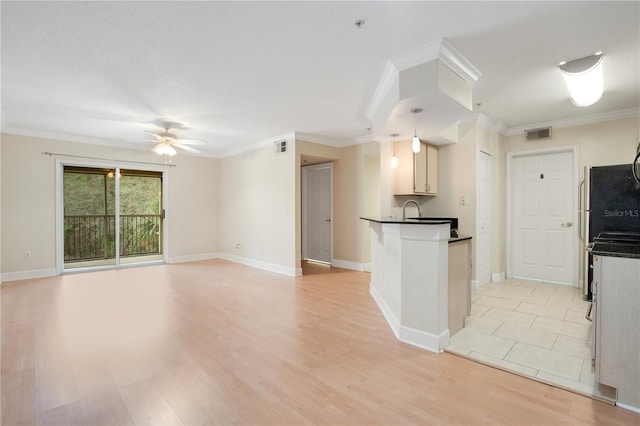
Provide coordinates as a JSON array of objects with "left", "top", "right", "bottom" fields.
[
  {"left": 275, "top": 139, "right": 287, "bottom": 153},
  {"left": 525, "top": 126, "right": 552, "bottom": 141}
]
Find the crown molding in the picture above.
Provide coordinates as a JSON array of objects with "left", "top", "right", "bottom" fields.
[
  {"left": 365, "top": 39, "right": 480, "bottom": 126},
  {"left": 492, "top": 122, "right": 508, "bottom": 135},
  {"left": 456, "top": 113, "right": 496, "bottom": 132},
  {"left": 505, "top": 107, "right": 640, "bottom": 136},
  {"left": 220, "top": 131, "right": 296, "bottom": 158},
  {"left": 390, "top": 39, "right": 442, "bottom": 72},
  {"left": 352, "top": 134, "right": 373, "bottom": 145},
  {"left": 365, "top": 60, "right": 400, "bottom": 123},
  {"left": 294, "top": 132, "right": 350, "bottom": 147},
  {"left": 439, "top": 39, "right": 482, "bottom": 83}
]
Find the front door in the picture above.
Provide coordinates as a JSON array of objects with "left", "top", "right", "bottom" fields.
[
  {"left": 304, "top": 164, "right": 332, "bottom": 263},
  {"left": 512, "top": 151, "right": 575, "bottom": 284}
]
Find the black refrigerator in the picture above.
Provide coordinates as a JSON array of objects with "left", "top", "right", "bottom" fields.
[{"left": 580, "top": 163, "right": 640, "bottom": 299}]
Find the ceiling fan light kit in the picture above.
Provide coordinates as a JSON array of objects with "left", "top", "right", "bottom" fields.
[
  {"left": 147, "top": 121, "right": 206, "bottom": 156},
  {"left": 152, "top": 141, "right": 177, "bottom": 156}
]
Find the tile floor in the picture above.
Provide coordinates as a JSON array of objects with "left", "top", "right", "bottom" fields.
[{"left": 446, "top": 278, "right": 602, "bottom": 397}]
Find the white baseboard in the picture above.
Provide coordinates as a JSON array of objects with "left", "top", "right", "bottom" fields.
[
  {"left": 399, "top": 326, "right": 448, "bottom": 354},
  {"left": 168, "top": 252, "right": 220, "bottom": 264},
  {"left": 1, "top": 268, "right": 58, "bottom": 282},
  {"left": 363, "top": 262, "right": 371, "bottom": 272},
  {"left": 370, "top": 285, "right": 401, "bottom": 337},
  {"left": 332, "top": 259, "right": 366, "bottom": 271},
  {"left": 492, "top": 271, "right": 506, "bottom": 283},
  {"left": 218, "top": 253, "right": 300, "bottom": 277},
  {"left": 370, "top": 284, "right": 446, "bottom": 353},
  {"left": 616, "top": 402, "right": 640, "bottom": 414}
]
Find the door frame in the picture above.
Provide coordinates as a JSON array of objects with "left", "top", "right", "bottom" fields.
[
  {"left": 506, "top": 145, "right": 579, "bottom": 286},
  {"left": 55, "top": 159, "right": 169, "bottom": 274},
  {"left": 301, "top": 162, "right": 333, "bottom": 264},
  {"left": 476, "top": 149, "right": 492, "bottom": 287}
]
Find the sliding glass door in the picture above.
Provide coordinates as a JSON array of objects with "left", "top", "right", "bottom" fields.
[{"left": 63, "top": 166, "right": 163, "bottom": 270}]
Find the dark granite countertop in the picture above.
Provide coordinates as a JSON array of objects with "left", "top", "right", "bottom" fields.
[
  {"left": 587, "top": 242, "right": 640, "bottom": 259},
  {"left": 448, "top": 235, "right": 472, "bottom": 244},
  {"left": 360, "top": 216, "right": 452, "bottom": 225}
]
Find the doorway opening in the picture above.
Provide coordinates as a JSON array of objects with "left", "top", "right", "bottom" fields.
[
  {"left": 301, "top": 163, "right": 333, "bottom": 267},
  {"left": 62, "top": 165, "right": 165, "bottom": 270}
]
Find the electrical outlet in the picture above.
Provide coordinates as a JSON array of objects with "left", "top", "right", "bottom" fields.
[{"left": 24, "top": 250, "right": 31, "bottom": 259}]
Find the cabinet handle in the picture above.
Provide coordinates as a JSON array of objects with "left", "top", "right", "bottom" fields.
[
  {"left": 585, "top": 302, "right": 593, "bottom": 322},
  {"left": 426, "top": 184, "right": 430, "bottom": 192}
]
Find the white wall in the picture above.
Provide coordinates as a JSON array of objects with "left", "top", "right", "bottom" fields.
[
  {"left": 218, "top": 139, "right": 297, "bottom": 275},
  {"left": 1, "top": 133, "right": 219, "bottom": 280}
]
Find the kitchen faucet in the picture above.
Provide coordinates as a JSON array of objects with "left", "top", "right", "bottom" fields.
[{"left": 402, "top": 199, "right": 421, "bottom": 220}]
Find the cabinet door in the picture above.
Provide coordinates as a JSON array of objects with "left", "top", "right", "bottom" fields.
[
  {"left": 393, "top": 140, "right": 416, "bottom": 195},
  {"left": 426, "top": 144, "right": 438, "bottom": 195},
  {"left": 414, "top": 144, "right": 427, "bottom": 194}
]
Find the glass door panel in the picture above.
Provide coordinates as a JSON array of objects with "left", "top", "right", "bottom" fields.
[
  {"left": 63, "top": 166, "right": 163, "bottom": 270},
  {"left": 63, "top": 166, "right": 117, "bottom": 269},
  {"left": 119, "top": 170, "right": 163, "bottom": 264}
]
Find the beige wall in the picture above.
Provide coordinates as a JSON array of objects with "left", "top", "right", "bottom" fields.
[
  {"left": 506, "top": 115, "right": 639, "bottom": 284},
  {"left": 421, "top": 122, "right": 479, "bottom": 281},
  {"left": 491, "top": 131, "right": 507, "bottom": 275},
  {"left": 1, "top": 133, "right": 219, "bottom": 278},
  {"left": 506, "top": 116, "right": 639, "bottom": 178},
  {"left": 218, "top": 141, "right": 296, "bottom": 273},
  {"left": 362, "top": 153, "right": 381, "bottom": 265},
  {"left": 295, "top": 140, "right": 380, "bottom": 268}
]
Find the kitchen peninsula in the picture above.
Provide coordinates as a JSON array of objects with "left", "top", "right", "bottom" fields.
[{"left": 361, "top": 216, "right": 471, "bottom": 353}]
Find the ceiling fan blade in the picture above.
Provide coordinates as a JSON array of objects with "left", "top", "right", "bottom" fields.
[
  {"left": 176, "top": 138, "right": 208, "bottom": 145},
  {"left": 144, "top": 130, "right": 163, "bottom": 141},
  {"left": 174, "top": 143, "right": 202, "bottom": 154}
]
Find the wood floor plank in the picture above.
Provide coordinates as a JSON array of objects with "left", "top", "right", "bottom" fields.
[{"left": 2, "top": 259, "right": 639, "bottom": 425}]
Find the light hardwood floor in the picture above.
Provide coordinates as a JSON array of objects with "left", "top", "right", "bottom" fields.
[{"left": 2, "top": 259, "right": 639, "bottom": 425}]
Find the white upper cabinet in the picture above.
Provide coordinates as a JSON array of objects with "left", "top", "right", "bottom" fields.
[{"left": 394, "top": 141, "right": 438, "bottom": 196}]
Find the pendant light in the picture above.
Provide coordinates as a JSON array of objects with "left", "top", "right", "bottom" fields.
[
  {"left": 390, "top": 133, "right": 399, "bottom": 168},
  {"left": 411, "top": 108, "right": 422, "bottom": 153}
]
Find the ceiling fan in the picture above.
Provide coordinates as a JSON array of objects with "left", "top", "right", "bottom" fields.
[{"left": 145, "top": 121, "right": 207, "bottom": 156}]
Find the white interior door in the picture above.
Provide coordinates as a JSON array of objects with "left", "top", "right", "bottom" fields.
[
  {"left": 477, "top": 151, "right": 492, "bottom": 286},
  {"left": 304, "top": 164, "right": 332, "bottom": 263},
  {"left": 512, "top": 151, "right": 574, "bottom": 284}
]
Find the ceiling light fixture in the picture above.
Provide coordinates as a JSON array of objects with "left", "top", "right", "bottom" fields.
[
  {"left": 410, "top": 108, "right": 422, "bottom": 153},
  {"left": 390, "top": 133, "right": 399, "bottom": 169},
  {"left": 152, "top": 141, "right": 177, "bottom": 157},
  {"left": 558, "top": 52, "right": 603, "bottom": 107}
]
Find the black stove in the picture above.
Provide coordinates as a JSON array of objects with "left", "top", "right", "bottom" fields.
[{"left": 589, "top": 232, "right": 640, "bottom": 259}]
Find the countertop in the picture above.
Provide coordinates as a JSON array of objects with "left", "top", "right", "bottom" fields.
[
  {"left": 360, "top": 216, "right": 451, "bottom": 225},
  {"left": 588, "top": 242, "right": 640, "bottom": 259},
  {"left": 360, "top": 216, "right": 471, "bottom": 243},
  {"left": 448, "top": 235, "right": 472, "bottom": 244}
]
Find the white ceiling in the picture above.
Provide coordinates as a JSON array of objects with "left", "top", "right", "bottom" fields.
[{"left": 2, "top": 1, "right": 639, "bottom": 157}]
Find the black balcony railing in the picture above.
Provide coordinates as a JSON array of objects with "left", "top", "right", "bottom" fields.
[{"left": 64, "top": 214, "right": 161, "bottom": 262}]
